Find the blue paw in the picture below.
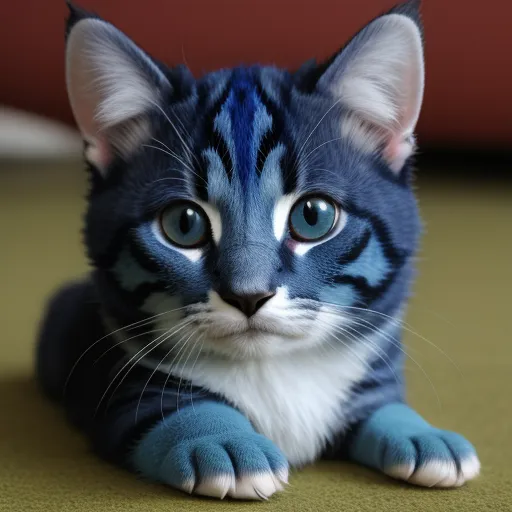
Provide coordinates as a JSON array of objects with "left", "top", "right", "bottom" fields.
[
  {"left": 131, "top": 402, "right": 288, "bottom": 499},
  {"left": 350, "top": 403, "right": 480, "bottom": 487}
]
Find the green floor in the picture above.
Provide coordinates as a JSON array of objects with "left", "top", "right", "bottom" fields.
[{"left": 1, "top": 161, "right": 511, "bottom": 511}]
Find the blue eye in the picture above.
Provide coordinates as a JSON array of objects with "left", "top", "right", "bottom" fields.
[
  {"left": 159, "top": 202, "right": 210, "bottom": 248},
  {"left": 289, "top": 196, "right": 338, "bottom": 242}
]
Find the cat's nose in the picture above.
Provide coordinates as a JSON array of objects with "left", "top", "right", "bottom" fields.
[{"left": 219, "top": 291, "right": 276, "bottom": 317}]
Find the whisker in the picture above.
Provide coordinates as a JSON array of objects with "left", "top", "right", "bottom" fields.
[
  {"left": 295, "top": 99, "right": 341, "bottom": 161},
  {"left": 317, "top": 317, "right": 400, "bottom": 385},
  {"left": 95, "top": 318, "right": 194, "bottom": 416},
  {"left": 142, "top": 144, "right": 195, "bottom": 175},
  {"left": 301, "top": 137, "right": 344, "bottom": 166},
  {"left": 148, "top": 101, "right": 206, "bottom": 181},
  {"left": 188, "top": 338, "right": 205, "bottom": 414},
  {"left": 63, "top": 305, "right": 190, "bottom": 397},
  {"left": 317, "top": 314, "right": 442, "bottom": 411},
  {"left": 319, "top": 302, "right": 463, "bottom": 376},
  {"left": 176, "top": 334, "right": 204, "bottom": 414},
  {"left": 135, "top": 328, "right": 196, "bottom": 423},
  {"left": 159, "top": 328, "right": 201, "bottom": 423},
  {"left": 92, "top": 328, "right": 167, "bottom": 365}
]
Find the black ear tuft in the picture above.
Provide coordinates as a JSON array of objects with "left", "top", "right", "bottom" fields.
[{"left": 65, "top": 2, "right": 98, "bottom": 40}]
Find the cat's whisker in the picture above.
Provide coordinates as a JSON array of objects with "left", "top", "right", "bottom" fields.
[
  {"left": 142, "top": 144, "right": 196, "bottom": 175},
  {"left": 95, "top": 318, "right": 195, "bottom": 416},
  {"left": 320, "top": 302, "right": 463, "bottom": 376},
  {"left": 188, "top": 338, "right": 205, "bottom": 413},
  {"left": 159, "top": 327, "right": 202, "bottom": 424},
  {"left": 150, "top": 175, "right": 193, "bottom": 186},
  {"left": 176, "top": 333, "right": 205, "bottom": 414},
  {"left": 151, "top": 136, "right": 204, "bottom": 181},
  {"left": 92, "top": 328, "right": 167, "bottom": 365},
  {"left": 295, "top": 99, "right": 341, "bottom": 161},
  {"left": 172, "top": 335, "right": 200, "bottom": 410},
  {"left": 148, "top": 101, "right": 206, "bottom": 180},
  {"left": 316, "top": 315, "right": 442, "bottom": 411},
  {"left": 317, "top": 317, "right": 401, "bottom": 386},
  {"left": 342, "top": 314, "right": 423, "bottom": 358},
  {"left": 63, "top": 305, "right": 190, "bottom": 398},
  {"left": 301, "top": 137, "right": 345, "bottom": 166},
  {"left": 151, "top": 137, "right": 182, "bottom": 159},
  {"left": 135, "top": 328, "right": 197, "bottom": 423}
]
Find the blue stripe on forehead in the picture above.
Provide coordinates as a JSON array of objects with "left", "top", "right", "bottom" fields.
[{"left": 217, "top": 68, "right": 272, "bottom": 189}]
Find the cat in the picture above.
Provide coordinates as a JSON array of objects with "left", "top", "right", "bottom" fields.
[{"left": 36, "top": 0, "right": 480, "bottom": 500}]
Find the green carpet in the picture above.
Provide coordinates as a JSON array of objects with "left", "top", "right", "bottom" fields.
[{"left": 1, "top": 161, "right": 511, "bottom": 511}]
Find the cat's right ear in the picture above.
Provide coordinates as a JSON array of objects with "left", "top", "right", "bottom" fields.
[{"left": 65, "top": 2, "right": 171, "bottom": 174}]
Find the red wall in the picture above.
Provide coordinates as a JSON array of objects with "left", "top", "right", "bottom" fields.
[{"left": 1, "top": 0, "right": 511, "bottom": 147}]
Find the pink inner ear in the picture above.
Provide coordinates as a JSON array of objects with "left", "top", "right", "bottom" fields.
[
  {"left": 84, "top": 138, "right": 112, "bottom": 173},
  {"left": 384, "top": 135, "right": 415, "bottom": 174}
]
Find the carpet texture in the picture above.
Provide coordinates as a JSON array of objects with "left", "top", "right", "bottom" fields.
[{"left": 1, "top": 161, "right": 511, "bottom": 511}]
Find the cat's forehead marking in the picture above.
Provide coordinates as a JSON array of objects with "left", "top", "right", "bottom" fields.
[{"left": 202, "top": 67, "right": 288, "bottom": 204}]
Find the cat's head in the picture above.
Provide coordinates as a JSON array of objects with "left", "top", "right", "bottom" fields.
[{"left": 66, "top": 1, "right": 424, "bottom": 360}]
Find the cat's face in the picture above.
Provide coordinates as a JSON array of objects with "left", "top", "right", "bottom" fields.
[{"left": 68, "top": 2, "right": 424, "bottom": 360}]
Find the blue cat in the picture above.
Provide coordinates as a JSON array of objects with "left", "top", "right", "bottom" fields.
[{"left": 36, "top": 0, "right": 480, "bottom": 499}]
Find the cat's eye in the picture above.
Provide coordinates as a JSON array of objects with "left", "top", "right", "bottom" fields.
[
  {"left": 289, "top": 196, "right": 338, "bottom": 242},
  {"left": 159, "top": 201, "right": 210, "bottom": 248}
]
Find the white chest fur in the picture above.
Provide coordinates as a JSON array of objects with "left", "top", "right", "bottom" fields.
[{"left": 176, "top": 344, "right": 372, "bottom": 466}]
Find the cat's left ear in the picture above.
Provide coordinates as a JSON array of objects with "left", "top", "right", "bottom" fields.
[
  {"left": 65, "top": 3, "right": 172, "bottom": 173},
  {"left": 315, "top": 0, "right": 424, "bottom": 173}
]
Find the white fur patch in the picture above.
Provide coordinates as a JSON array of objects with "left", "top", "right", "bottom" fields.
[
  {"left": 191, "top": 470, "right": 287, "bottom": 500},
  {"left": 387, "top": 455, "right": 481, "bottom": 488},
  {"left": 174, "top": 331, "right": 376, "bottom": 466},
  {"left": 197, "top": 200, "right": 222, "bottom": 244},
  {"left": 272, "top": 194, "right": 298, "bottom": 241}
]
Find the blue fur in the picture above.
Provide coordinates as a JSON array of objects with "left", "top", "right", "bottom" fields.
[
  {"left": 343, "top": 234, "right": 391, "bottom": 287},
  {"left": 35, "top": 0, "right": 479, "bottom": 499},
  {"left": 131, "top": 402, "right": 288, "bottom": 486},
  {"left": 350, "top": 403, "right": 478, "bottom": 472}
]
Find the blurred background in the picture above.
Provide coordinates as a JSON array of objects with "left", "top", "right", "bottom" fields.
[{"left": 0, "top": 1, "right": 510, "bottom": 511}]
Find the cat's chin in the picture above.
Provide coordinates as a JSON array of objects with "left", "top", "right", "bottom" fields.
[{"left": 199, "top": 327, "right": 317, "bottom": 360}]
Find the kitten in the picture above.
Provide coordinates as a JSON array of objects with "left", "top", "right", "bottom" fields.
[{"left": 37, "top": 0, "right": 480, "bottom": 500}]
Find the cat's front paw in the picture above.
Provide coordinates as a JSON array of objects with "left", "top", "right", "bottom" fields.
[
  {"left": 131, "top": 402, "right": 289, "bottom": 499},
  {"left": 380, "top": 429, "right": 480, "bottom": 487},
  {"left": 164, "top": 432, "right": 289, "bottom": 499},
  {"left": 350, "top": 403, "right": 480, "bottom": 488}
]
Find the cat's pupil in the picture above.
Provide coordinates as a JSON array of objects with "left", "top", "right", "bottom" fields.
[
  {"left": 304, "top": 201, "right": 320, "bottom": 226},
  {"left": 179, "top": 209, "right": 197, "bottom": 234}
]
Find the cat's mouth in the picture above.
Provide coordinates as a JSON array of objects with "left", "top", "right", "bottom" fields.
[{"left": 204, "top": 318, "right": 306, "bottom": 340}]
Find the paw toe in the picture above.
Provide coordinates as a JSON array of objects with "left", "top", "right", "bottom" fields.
[
  {"left": 384, "top": 431, "right": 480, "bottom": 488},
  {"left": 227, "top": 472, "right": 284, "bottom": 500},
  {"left": 193, "top": 443, "right": 235, "bottom": 498}
]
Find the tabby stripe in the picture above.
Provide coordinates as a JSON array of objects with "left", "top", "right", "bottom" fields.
[
  {"left": 128, "top": 238, "right": 162, "bottom": 275},
  {"left": 255, "top": 125, "right": 276, "bottom": 177},
  {"left": 337, "top": 229, "right": 372, "bottom": 265},
  {"left": 102, "top": 269, "right": 166, "bottom": 310},
  {"left": 195, "top": 82, "right": 233, "bottom": 193},
  {"left": 257, "top": 84, "right": 298, "bottom": 193},
  {"left": 89, "top": 223, "right": 133, "bottom": 269},
  {"left": 328, "top": 203, "right": 410, "bottom": 304},
  {"left": 211, "top": 129, "right": 234, "bottom": 181}
]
